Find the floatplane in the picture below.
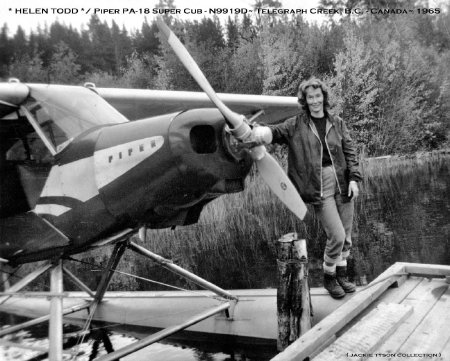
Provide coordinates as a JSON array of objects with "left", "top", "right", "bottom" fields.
[{"left": 0, "top": 19, "right": 350, "bottom": 360}]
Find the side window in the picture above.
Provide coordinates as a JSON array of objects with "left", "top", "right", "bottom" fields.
[
  {"left": 5, "top": 98, "right": 58, "bottom": 164},
  {"left": 25, "top": 100, "right": 69, "bottom": 152},
  {"left": 6, "top": 131, "right": 54, "bottom": 164},
  {"left": 1, "top": 116, "right": 53, "bottom": 217}
]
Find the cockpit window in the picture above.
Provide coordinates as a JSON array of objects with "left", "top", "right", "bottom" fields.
[{"left": 24, "top": 85, "right": 128, "bottom": 152}]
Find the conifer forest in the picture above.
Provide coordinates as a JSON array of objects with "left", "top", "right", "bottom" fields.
[{"left": 1, "top": 0, "right": 449, "bottom": 156}]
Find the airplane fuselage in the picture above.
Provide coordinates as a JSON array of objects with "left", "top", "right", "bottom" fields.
[{"left": 0, "top": 84, "right": 252, "bottom": 264}]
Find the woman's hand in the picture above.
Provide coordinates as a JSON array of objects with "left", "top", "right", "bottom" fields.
[
  {"left": 348, "top": 181, "right": 359, "bottom": 200},
  {"left": 252, "top": 125, "right": 273, "bottom": 145}
]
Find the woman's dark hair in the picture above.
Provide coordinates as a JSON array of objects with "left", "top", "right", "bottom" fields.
[{"left": 297, "top": 77, "right": 331, "bottom": 115}]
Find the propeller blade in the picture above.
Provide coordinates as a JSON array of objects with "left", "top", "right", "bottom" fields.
[
  {"left": 256, "top": 152, "right": 307, "bottom": 220},
  {"left": 157, "top": 17, "right": 307, "bottom": 220},
  {"left": 156, "top": 17, "right": 245, "bottom": 133}
]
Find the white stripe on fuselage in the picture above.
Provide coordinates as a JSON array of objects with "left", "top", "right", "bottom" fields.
[
  {"left": 34, "top": 157, "right": 98, "bottom": 216},
  {"left": 34, "top": 136, "right": 164, "bottom": 216},
  {"left": 34, "top": 204, "right": 72, "bottom": 216},
  {"left": 37, "top": 157, "right": 99, "bottom": 202},
  {"left": 94, "top": 136, "right": 164, "bottom": 189},
  {"left": 34, "top": 157, "right": 99, "bottom": 216}
]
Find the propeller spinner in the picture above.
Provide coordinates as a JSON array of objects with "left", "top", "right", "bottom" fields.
[{"left": 156, "top": 18, "right": 307, "bottom": 220}]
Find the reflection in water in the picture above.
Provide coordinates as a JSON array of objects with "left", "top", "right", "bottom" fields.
[
  {"left": 352, "top": 154, "right": 450, "bottom": 283},
  {"left": 0, "top": 314, "right": 239, "bottom": 360},
  {"left": 2, "top": 153, "right": 449, "bottom": 360}
]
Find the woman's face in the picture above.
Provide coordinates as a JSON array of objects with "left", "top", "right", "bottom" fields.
[{"left": 305, "top": 86, "right": 324, "bottom": 117}]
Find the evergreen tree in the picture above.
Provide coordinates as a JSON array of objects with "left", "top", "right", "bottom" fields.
[
  {"left": 226, "top": 39, "right": 264, "bottom": 94},
  {"left": 8, "top": 51, "right": 47, "bottom": 82},
  {"left": 120, "top": 52, "right": 155, "bottom": 88},
  {"left": 111, "top": 21, "right": 133, "bottom": 74},
  {"left": 253, "top": 0, "right": 282, "bottom": 30},
  {"left": 240, "top": 14, "right": 256, "bottom": 42},
  {"left": 155, "top": 19, "right": 199, "bottom": 90},
  {"left": 134, "top": 18, "right": 160, "bottom": 56},
  {"left": 0, "top": 3, "right": 447, "bottom": 155},
  {"left": 48, "top": 41, "right": 81, "bottom": 84},
  {"left": 260, "top": 17, "right": 332, "bottom": 96},
  {"left": 86, "top": 15, "right": 115, "bottom": 73},
  {"left": 49, "top": 21, "right": 67, "bottom": 45},
  {"left": 0, "top": 24, "right": 11, "bottom": 77},
  {"left": 327, "top": 27, "right": 378, "bottom": 153},
  {"left": 11, "top": 26, "right": 27, "bottom": 58},
  {"left": 33, "top": 24, "right": 52, "bottom": 67},
  {"left": 226, "top": 16, "right": 239, "bottom": 50},
  {"left": 190, "top": 17, "right": 225, "bottom": 50}
]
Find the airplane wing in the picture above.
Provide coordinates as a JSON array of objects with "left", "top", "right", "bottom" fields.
[
  {"left": 0, "top": 83, "right": 300, "bottom": 124},
  {"left": 96, "top": 88, "right": 300, "bottom": 124},
  {"left": 0, "top": 82, "right": 29, "bottom": 118}
]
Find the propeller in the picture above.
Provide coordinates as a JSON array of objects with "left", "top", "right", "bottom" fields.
[{"left": 156, "top": 18, "right": 307, "bottom": 220}]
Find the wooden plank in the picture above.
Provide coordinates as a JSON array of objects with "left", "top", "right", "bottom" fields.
[
  {"left": 403, "top": 263, "right": 450, "bottom": 278},
  {"left": 313, "top": 303, "right": 413, "bottom": 361},
  {"left": 309, "top": 335, "right": 337, "bottom": 360},
  {"left": 299, "top": 264, "right": 312, "bottom": 335},
  {"left": 375, "top": 277, "right": 423, "bottom": 304},
  {"left": 271, "top": 262, "right": 407, "bottom": 361},
  {"left": 368, "top": 278, "right": 448, "bottom": 361},
  {"left": 390, "top": 285, "right": 450, "bottom": 361},
  {"left": 433, "top": 338, "right": 450, "bottom": 360},
  {"left": 339, "top": 277, "right": 422, "bottom": 336}
]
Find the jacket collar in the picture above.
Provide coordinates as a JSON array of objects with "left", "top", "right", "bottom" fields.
[{"left": 300, "top": 111, "right": 337, "bottom": 126}]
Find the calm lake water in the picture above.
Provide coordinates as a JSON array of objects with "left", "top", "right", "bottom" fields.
[{"left": 1, "top": 153, "right": 449, "bottom": 360}]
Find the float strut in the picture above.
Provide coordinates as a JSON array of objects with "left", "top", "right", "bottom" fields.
[
  {"left": 95, "top": 302, "right": 231, "bottom": 361},
  {"left": 129, "top": 241, "right": 238, "bottom": 302},
  {"left": 94, "top": 241, "right": 127, "bottom": 303},
  {"left": 0, "top": 261, "right": 52, "bottom": 305},
  {"left": 0, "top": 302, "right": 90, "bottom": 337},
  {"left": 49, "top": 259, "right": 63, "bottom": 361}
]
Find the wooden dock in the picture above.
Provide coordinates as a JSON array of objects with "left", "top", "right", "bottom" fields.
[
  {"left": 272, "top": 262, "right": 450, "bottom": 361},
  {"left": 1, "top": 262, "right": 448, "bottom": 359}
]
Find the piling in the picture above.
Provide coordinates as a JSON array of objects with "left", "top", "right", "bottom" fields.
[{"left": 276, "top": 233, "right": 312, "bottom": 351}]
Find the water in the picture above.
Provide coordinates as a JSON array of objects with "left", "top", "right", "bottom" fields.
[
  {"left": 0, "top": 313, "right": 270, "bottom": 360},
  {"left": 1, "top": 153, "right": 449, "bottom": 360},
  {"left": 352, "top": 154, "right": 450, "bottom": 282}
]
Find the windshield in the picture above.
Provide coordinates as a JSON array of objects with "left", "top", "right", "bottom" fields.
[{"left": 24, "top": 85, "right": 128, "bottom": 152}]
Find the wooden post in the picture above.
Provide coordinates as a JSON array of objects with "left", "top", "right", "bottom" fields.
[{"left": 276, "top": 233, "right": 312, "bottom": 351}]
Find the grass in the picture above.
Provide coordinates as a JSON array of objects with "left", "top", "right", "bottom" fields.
[
  {"left": 127, "top": 150, "right": 449, "bottom": 290},
  {"left": 10, "top": 150, "right": 450, "bottom": 292}
]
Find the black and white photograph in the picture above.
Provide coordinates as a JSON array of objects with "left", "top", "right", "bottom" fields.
[{"left": 0, "top": 0, "right": 449, "bottom": 360}]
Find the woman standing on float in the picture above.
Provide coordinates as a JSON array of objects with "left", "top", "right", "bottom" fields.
[{"left": 253, "top": 77, "right": 362, "bottom": 299}]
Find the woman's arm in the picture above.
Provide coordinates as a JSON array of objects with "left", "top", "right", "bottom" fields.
[
  {"left": 267, "top": 116, "right": 297, "bottom": 145},
  {"left": 340, "top": 119, "right": 362, "bottom": 183}
]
